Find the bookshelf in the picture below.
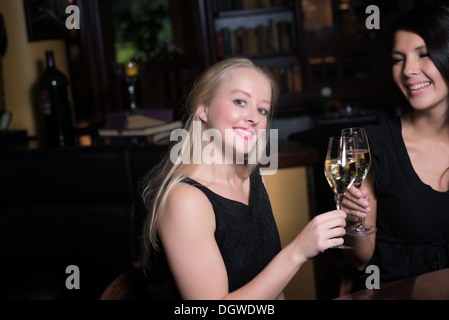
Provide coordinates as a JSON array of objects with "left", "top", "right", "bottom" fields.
[
  {"left": 201, "top": 0, "right": 405, "bottom": 114},
  {"left": 204, "top": 0, "right": 307, "bottom": 109}
]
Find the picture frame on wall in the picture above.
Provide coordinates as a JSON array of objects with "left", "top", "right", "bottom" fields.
[{"left": 23, "top": 0, "right": 73, "bottom": 42}]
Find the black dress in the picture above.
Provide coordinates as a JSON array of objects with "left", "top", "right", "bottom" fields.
[
  {"left": 354, "top": 117, "right": 449, "bottom": 290},
  {"left": 146, "top": 167, "right": 282, "bottom": 299}
]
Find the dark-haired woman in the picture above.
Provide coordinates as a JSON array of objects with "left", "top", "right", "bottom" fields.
[{"left": 342, "top": 2, "right": 449, "bottom": 291}]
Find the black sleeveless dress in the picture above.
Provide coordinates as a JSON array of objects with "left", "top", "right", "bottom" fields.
[
  {"left": 353, "top": 117, "right": 449, "bottom": 291},
  {"left": 146, "top": 167, "right": 282, "bottom": 299}
]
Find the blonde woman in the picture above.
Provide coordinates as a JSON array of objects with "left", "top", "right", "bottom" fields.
[{"left": 139, "top": 57, "right": 346, "bottom": 299}]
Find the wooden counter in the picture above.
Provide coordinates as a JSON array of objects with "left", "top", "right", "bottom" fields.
[{"left": 336, "top": 268, "right": 449, "bottom": 300}]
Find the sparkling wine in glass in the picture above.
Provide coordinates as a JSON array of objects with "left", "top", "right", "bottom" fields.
[
  {"left": 341, "top": 127, "right": 376, "bottom": 236},
  {"left": 324, "top": 135, "right": 357, "bottom": 249}
]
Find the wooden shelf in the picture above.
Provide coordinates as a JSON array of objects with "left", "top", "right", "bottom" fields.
[{"left": 215, "top": 6, "right": 292, "bottom": 18}]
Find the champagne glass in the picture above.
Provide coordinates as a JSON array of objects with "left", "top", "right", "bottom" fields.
[
  {"left": 324, "top": 135, "right": 357, "bottom": 249},
  {"left": 341, "top": 127, "right": 376, "bottom": 236}
]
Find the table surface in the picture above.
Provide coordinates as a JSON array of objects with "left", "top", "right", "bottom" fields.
[{"left": 336, "top": 268, "right": 449, "bottom": 300}]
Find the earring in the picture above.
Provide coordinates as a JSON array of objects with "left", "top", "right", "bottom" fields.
[{"left": 202, "top": 114, "right": 207, "bottom": 120}]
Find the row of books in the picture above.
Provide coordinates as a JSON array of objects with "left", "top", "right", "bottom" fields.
[
  {"left": 271, "top": 62, "right": 303, "bottom": 94},
  {"left": 216, "top": 0, "right": 290, "bottom": 12},
  {"left": 94, "top": 134, "right": 169, "bottom": 146},
  {"left": 216, "top": 20, "right": 297, "bottom": 57},
  {"left": 95, "top": 120, "right": 183, "bottom": 146}
]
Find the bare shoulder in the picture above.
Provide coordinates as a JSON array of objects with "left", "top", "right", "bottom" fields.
[
  {"left": 159, "top": 180, "right": 215, "bottom": 230},
  {"left": 166, "top": 181, "right": 211, "bottom": 208}
]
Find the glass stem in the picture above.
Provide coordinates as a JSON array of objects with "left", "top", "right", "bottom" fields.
[
  {"left": 354, "top": 183, "right": 364, "bottom": 228},
  {"left": 335, "top": 194, "right": 343, "bottom": 210}
]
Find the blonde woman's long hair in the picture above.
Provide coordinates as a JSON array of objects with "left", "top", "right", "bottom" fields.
[{"left": 139, "top": 57, "right": 279, "bottom": 273}]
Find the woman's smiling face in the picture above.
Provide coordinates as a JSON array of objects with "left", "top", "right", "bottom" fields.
[
  {"left": 201, "top": 67, "right": 272, "bottom": 156},
  {"left": 391, "top": 30, "right": 449, "bottom": 112}
]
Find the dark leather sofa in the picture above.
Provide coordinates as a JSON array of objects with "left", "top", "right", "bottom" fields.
[{"left": 0, "top": 145, "right": 166, "bottom": 299}]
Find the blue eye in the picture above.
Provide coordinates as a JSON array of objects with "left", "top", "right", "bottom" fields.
[
  {"left": 258, "top": 108, "right": 268, "bottom": 116},
  {"left": 233, "top": 99, "right": 246, "bottom": 107}
]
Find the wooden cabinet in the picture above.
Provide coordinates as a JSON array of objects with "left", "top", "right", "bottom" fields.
[
  {"left": 200, "top": 0, "right": 405, "bottom": 114},
  {"left": 67, "top": 0, "right": 412, "bottom": 136},
  {"left": 264, "top": 166, "right": 317, "bottom": 299},
  {"left": 262, "top": 139, "right": 320, "bottom": 299}
]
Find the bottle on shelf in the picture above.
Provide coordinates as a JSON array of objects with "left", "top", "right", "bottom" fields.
[{"left": 39, "top": 50, "right": 76, "bottom": 147}]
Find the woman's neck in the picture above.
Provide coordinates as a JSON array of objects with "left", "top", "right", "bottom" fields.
[
  {"left": 403, "top": 109, "right": 449, "bottom": 142},
  {"left": 191, "top": 162, "right": 242, "bottom": 185}
]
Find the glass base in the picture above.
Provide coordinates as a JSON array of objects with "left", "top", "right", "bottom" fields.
[
  {"left": 346, "top": 224, "right": 377, "bottom": 236},
  {"left": 331, "top": 244, "right": 353, "bottom": 249}
]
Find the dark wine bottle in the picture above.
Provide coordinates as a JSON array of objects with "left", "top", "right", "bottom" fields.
[{"left": 39, "top": 50, "right": 75, "bottom": 147}]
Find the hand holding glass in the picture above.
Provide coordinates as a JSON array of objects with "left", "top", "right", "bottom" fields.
[
  {"left": 341, "top": 127, "right": 376, "bottom": 236},
  {"left": 324, "top": 135, "right": 357, "bottom": 249}
]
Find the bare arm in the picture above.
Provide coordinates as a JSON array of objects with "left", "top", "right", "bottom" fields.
[{"left": 158, "top": 183, "right": 347, "bottom": 300}]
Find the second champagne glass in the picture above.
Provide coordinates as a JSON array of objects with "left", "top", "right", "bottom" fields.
[
  {"left": 341, "top": 127, "right": 376, "bottom": 236},
  {"left": 324, "top": 135, "right": 357, "bottom": 249}
]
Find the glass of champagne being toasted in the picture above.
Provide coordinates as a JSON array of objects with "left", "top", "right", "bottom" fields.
[
  {"left": 324, "top": 135, "right": 357, "bottom": 249},
  {"left": 341, "top": 127, "right": 376, "bottom": 236}
]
